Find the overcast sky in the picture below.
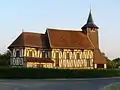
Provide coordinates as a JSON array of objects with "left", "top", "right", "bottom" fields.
[{"left": 0, "top": 0, "right": 119, "bottom": 59}]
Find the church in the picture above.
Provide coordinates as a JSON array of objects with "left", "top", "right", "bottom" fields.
[{"left": 8, "top": 11, "right": 107, "bottom": 69}]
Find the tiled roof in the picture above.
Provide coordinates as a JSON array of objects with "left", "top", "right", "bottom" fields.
[
  {"left": 93, "top": 49, "right": 108, "bottom": 64},
  {"left": 47, "top": 28, "right": 94, "bottom": 49},
  {"left": 8, "top": 29, "right": 94, "bottom": 49},
  {"left": 8, "top": 32, "right": 46, "bottom": 48}
]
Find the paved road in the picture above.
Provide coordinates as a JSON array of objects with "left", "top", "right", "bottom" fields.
[{"left": 0, "top": 78, "right": 120, "bottom": 90}]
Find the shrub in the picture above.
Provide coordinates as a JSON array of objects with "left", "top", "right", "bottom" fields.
[{"left": 0, "top": 68, "right": 119, "bottom": 79}]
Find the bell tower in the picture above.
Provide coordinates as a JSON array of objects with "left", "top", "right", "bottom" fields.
[{"left": 81, "top": 10, "right": 99, "bottom": 48}]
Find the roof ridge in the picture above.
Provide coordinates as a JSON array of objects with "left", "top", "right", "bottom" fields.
[
  {"left": 47, "top": 28, "right": 82, "bottom": 32},
  {"left": 23, "top": 32, "right": 42, "bottom": 34}
]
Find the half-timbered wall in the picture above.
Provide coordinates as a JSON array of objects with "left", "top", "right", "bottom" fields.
[
  {"left": 24, "top": 47, "right": 51, "bottom": 58},
  {"left": 24, "top": 47, "right": 42, "bottom": 58},
  {"left": 10, "top": 47, "right": 53, "bottom": 68},
  {"left": 11, "top": 47, "right": 50, "bottom": 58},
  {"left": 10, "top": 48, "right": 24, "bottom": 66},
  {"left": 52, "top": 49, "right": 93, "bottom": 69},
  {"left": 27, "top": 62, "right": 53, "bottom": 68},
  {"left": 10, "top": 47, "right": 106, "bottom": 69}
]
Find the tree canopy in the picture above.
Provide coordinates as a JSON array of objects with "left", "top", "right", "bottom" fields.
[
  {"left": 0, "top": 50, "right": 10, "bottom": 67},
  {"left": 102, "top": 52, "right": 120, "bottom": 68}
]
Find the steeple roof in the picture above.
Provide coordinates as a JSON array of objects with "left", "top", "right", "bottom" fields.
[{"left": 81, "top": 10, "right": 99, "bottom": 29}]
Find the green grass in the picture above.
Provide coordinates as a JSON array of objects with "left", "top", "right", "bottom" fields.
[{"left": 102, "top": 82, "right": 120, "bottom": 90}]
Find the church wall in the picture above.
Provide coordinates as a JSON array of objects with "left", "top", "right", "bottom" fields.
[
  {"left": 27, "top": 62, "right": 53, "bottom": 68},
  {"left": 51, "top": 49, "right": 94, "bottom": 69},
  {"left": 10, "top": 47, "right": 53, "bottom": 68},
  {"left": 10, "top": 47, "right": 105, "bottom": 69},
  {"left": 87, "top": 28, "right": 99, "bottom": 48},
  {"left": 24, "top": 47, "right": 42, "bottom": 58},
  {"left": 10, "top": 48, "right": 24, "bottom": 66}
]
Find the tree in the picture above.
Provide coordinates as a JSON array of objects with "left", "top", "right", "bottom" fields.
[
  {"left": 112, "top": 58, "right": 120, "bottom": 68},
  {"left": 0, "top": 50, "right": 11, "bottom": 67},
  {"left": 108, "top": 61, "right": 117, "bottom": 68},
  {"left": 102, "top": 52, "right": 118, "bottom": 69}
]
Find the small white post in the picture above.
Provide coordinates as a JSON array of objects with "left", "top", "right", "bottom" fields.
[
  {"left": 94, "top": 64, "right": 97, "bottom": 68},
  {"left": 104, "top": 64, "right": 107, "bottom": 69}
]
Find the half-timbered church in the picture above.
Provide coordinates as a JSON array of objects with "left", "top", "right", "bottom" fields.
[{"left": 8, "top": 11, "right": 107, "bottom": 69}]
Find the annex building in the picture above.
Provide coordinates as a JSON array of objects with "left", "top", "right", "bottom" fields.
[{"left": 8, "top": 11, "right": 107, "bottom": 69}]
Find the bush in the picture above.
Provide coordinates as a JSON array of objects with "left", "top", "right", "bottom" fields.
[{"left": 0, "top": 68, "right": 119, "bottom": 79}]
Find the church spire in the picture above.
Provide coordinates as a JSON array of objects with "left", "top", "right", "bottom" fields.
[
  {"left": 81, "top": 10, "right": 99, "bottom": 30},
  {"left": 87, "top": 10, "right": 94, "bottom": 24}
]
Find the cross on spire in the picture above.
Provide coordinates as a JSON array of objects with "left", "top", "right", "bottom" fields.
[{"left": 21, "top": 27, "right": 24, "bottom": 32}]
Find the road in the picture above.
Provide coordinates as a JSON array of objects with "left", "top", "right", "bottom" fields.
[{"left": 0, "top": 78, "right": 120, "bottom": 90}]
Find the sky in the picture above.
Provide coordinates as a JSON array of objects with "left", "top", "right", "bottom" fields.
[{"left": 0, "top": 0, "right": 120, "bottom": 59}]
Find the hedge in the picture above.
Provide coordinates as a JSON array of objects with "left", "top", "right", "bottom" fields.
[{"left": 0, "top": 68, "right": 119, "bottom": 79}]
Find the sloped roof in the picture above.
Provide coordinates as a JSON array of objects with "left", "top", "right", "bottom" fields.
[
  {"left": 47, "top": 28, "right": 94, "bottom": 49},
  {"left": 93, "top": 49, "right": 107, "bottom": 64},
  {"left": 8, "top": 32, "right": 46, "bottom": 48},
  {"left": 8, "top": 29, "right": 95, "bottom": 49}
]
